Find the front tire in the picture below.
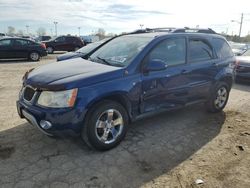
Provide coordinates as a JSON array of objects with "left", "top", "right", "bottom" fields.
[
  {"left": 29, "top": 52, "right": 40, "bottom": 61},
  {"left": 206, "top": 82, "right": 230, "bottom": 113},
  {"left": 81, "top": 100, "right": 129, "bottom": 150}
]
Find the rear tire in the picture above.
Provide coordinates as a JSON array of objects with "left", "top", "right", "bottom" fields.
[
  {"left": 29, "top": 52, "right": 40, "bottom": 61},
  {"left": 74, "top": 47, "right": 80, "bottom": 51},
  {"left": 205, "top": 82, "right": 230, "bottom": 113},
  {"left": 47, "top": 47, "right": 54, "bottom": 54},
  {"left": 81, "top": 100, "right": 128, "bottom": 151}
]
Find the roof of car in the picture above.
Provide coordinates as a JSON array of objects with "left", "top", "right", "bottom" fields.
[
  {"left": 124, "top": 31, "right": 224, "bottom": 40},
  {"left": 124, "top": 27, "right": 224, "bottom": 39},
  {"left": 0, "top": 37, "right": 32, "bottom": 40}
]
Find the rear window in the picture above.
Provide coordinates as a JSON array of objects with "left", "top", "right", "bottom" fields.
[{"left": 212, "top": 38, "right": 234, "bottom": 58}]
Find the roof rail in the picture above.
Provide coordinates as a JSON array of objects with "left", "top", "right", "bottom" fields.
[
  {"left": 128, "top": 27, "right": 176, "bottom": 34},
  {"left": 127, "top": 27, "right": 217, "bottom": 35},
  {"left": 172, "top": 27, "right": 217, "bottom": 34}
]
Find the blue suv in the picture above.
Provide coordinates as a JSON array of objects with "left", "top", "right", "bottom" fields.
[{"left": 17, "top": 28, "right": 236, "bottom": 150}]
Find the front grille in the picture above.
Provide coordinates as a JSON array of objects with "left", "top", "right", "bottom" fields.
[
  {"left": 236, "top": 66, "right": 250, "bottom": 73},
  {"left": 23, "top": 86, "right": 36, "bottom": 101}
]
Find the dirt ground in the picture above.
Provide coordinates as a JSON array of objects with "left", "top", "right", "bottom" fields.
[{"left": 0, "top": 55, "right": 249, "bottom": 188}]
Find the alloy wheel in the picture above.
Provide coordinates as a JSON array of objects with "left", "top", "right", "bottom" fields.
[
  {"left": 95, "top": 109, "right": 124, "bottom": 144},
  {"left": 30, "top": 52, "right": 39, "bottom": 61},
  {"left": 214, "top": 87, "right": 228, "bottom": 109}
]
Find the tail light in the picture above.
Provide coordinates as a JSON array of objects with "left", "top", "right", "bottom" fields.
[
  {"left": 41, "top": 43, "right": 46, "bottom": 49},
  {"left": 229, "top": 60, "right": 239, "bottom": 69},
  {"left": 235, "top": 60, "right": 240, "bottom": 69}
]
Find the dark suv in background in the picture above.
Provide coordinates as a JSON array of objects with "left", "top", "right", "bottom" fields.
[
  {"left": 35, "top": 35, "right": 51, "bottom": 42},
  {"left": 44, "top": 36, "right": 85, "bottom": 54},
  {"left": 17, "top": 28, "right": 236, "bottom": 150}
]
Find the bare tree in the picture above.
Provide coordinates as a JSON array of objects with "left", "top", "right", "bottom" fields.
[
  {"left": 7, "top": 26, "right": 15, "bottom": 36},
  {"left": 17, "top": 30, "right": 24, "bottom": 36},
  {"left": 36, "top": 27, "right": 46, "bottom": 36},
  {"left": 96, "top": 28, "right": 106, "bottom": 39},
  {"left": 106, "top": 33, "right": 115, "bottom": 37}
]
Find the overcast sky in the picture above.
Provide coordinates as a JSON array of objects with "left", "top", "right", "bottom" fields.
[{"left": 0, "top": 0, "right": 250, "bottom": 36}]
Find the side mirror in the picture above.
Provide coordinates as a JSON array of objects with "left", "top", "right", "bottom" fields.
[{"left": 145, "top": 59, "right": 167, "bottom": 72}]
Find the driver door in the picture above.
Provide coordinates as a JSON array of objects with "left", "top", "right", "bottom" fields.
[
  {"left": 54, "top": 36, "right": 67, "bottom": 51},
  {"left": 141, "top": 37, "right": 190, "bottom": 112}
]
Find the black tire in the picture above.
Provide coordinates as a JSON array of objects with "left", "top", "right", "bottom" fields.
[
  {"left": 74, "top": 46, "right": 80, "bottom": 51},
  {"left": 47, "top": 46, "right": 54, "bottom": 54},
  {"left": 81, "top": 100, "right": 129, "bottom": 151},
  {"left": 205, "top": 82, "right": 230, "bottom": 113},
  {"left": 29, "top": 52, "right": 40, "bottom": 61}
]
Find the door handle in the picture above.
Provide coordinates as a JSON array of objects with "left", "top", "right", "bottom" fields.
[
  {"left": 181, "top": 69, "right": 190, "bottom": 74},
  {"left": 212, "top": 62, "right": 219, "bottom": 67}
]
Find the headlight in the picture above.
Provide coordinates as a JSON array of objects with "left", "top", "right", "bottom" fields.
[{"left": 37, "top": 88, "right": 78, "bottom": 108}]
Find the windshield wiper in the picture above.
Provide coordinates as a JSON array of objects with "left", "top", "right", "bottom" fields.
[{"left": 97, "top": 56, "right": 113, "bottom": 66}]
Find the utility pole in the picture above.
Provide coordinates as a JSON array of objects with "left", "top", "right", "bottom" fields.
[
  {"left": 54, "top": 21, "right": 58, "bottom": 36},
  {"left": 139, "top": 24, "right": 144, "bottom": 29},
  {"left": 239, "top": 13, "right": 243, "bottom": 37},
  {"left": 78, "top": 27, "right": 81, "bottom": 36},
  {"left": 231, "top": 13, "right": 244, "bottom": 37}
]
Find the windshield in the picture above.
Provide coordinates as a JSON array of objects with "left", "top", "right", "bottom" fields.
[
  {"left": 77, "top": 42, "right": 102, "bottom": 54},
  {"left": 89, "top": 35, "right": 153, "bottom": 67},
  {"left": 242, "top": 49, "right": 250, "bottom": 56}
]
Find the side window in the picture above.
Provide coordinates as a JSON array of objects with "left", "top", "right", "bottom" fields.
[
  {"left": 55, "top": 37, "right": 65, "bottom": 42},
  {"left": 212, "top": 38, "right": 234, "bottom": 58},
  {"left": 67, "top": 37, "right": 75, "bottom": 43},
  {"left": 148, "top": 38, "right": 186, "bottom": 66},
  {"left": 189, "top": 39, "right": 213, "bottom": 62},
  {"left": 14, "top": 39, "right": 28, "bottom": 46},
  {"left": 0, "top": 39, "right": 12, "bottom": 46}
]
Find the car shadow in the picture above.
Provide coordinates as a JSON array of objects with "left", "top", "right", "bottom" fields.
[
  {"left": 0, "top": 59, "right": 36, "bottom": 64},
  {"left": 0, "top": 104, "right": 225, "bottom": 187},
  {"left": 233, "top": 82, "right": 250, "bottom": 92}
]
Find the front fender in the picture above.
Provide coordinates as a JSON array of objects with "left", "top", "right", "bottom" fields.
[{"left": 75, "top": 74, "right": 142, "bottom": 119}]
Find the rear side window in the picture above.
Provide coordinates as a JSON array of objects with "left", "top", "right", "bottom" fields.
[
  {"left": 148, "top": 38, "right": 186, "bottom": 66},
  {"left": 55, "top": 37, "right": 65, "bottom": 42},
  {"left": 189, "top": 39, "right": 213, "bottom": 62},
  {"left": 66, "top": 37, "right": 74, "bottom": 42},
  {"left": 212, "top": 38, "right": 234, "bottom": 58},
  {"left": 14, "top": 39, "right": 29, "bottom": 46}
]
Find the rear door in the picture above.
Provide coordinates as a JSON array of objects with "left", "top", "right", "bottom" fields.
[
  {"left": 141, "top": 37, "right": 190, "bottom": 112},
  {"left": 0, "top": 39, "right": 14, "bottom": 58},
  {"left": 13, "top": 39, "right": 30, "bottom": 58},
  {"left": 65, "top": 37, "right": 75, "bottom": 51},
  {"left": 186, "top": 37, "right": 218, "bottom": 102},
  {"left": 54, "top": 36, "right": 67, "bottom": 51}
]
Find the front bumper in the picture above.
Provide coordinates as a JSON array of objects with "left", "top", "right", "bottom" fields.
[
  {"left": 236, "top": 72, "right": 250, "bottom": 81},
  {"left": 40, "top": 50, "right": 48, "bottom": 57},
  {"left": 17, "top": 99, "right": 86, "bottom": 136}
]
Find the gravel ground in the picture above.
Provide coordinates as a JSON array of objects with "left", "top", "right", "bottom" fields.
[{"left": 0, "top": 55, "right": 249, "bottom": 188}]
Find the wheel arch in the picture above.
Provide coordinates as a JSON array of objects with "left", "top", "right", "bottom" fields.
[
  {"left": 85, "top": 92, "right": 133, "bottom": 122},
  {"left": 214, "top": 66, "right": 234, "bottom": 90}
]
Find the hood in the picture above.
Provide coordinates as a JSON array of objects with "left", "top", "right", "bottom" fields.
[
  {"left": 233, "top": 49, "right": 245, "bottom": 55},
  {"left": 25, "top": 58, "right": 123, "bottom": 90},
  {"left": 57, "top": 52, "right": 85, "bottom": 61},
  {"left": 236, "top": 56, "right": 250, "bottom": 65}
]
